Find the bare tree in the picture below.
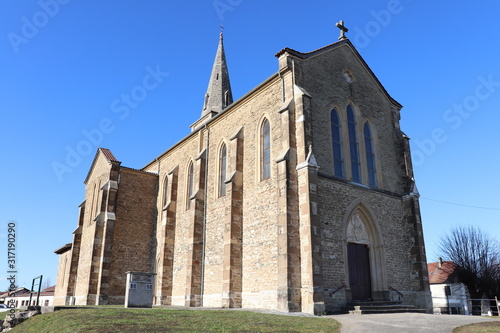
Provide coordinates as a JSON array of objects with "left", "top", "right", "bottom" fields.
[
  {"left": 41, "top": 277, "right": 52, "bottom": 290},
  {"left": 438, "top": 225, "right": 500, "bottom": 311}
]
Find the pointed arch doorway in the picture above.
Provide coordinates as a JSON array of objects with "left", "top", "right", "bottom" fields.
[
  {"left": 345, "top": 205, "right": 387, "bottom": 302},
  {"left": 347, "top": 242, "right": 371, "bottom": 300}
]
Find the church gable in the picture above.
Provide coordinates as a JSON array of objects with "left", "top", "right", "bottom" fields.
[
  {"left": 83, "top": 148, "right": 120, "bottom": 185},
  {"left": 280, "top": 42, "right": 405, "bottom": 193}
]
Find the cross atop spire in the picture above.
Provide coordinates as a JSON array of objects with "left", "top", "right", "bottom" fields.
[{"left": 336, "top": 20, "right": 348, "bottom": 40}]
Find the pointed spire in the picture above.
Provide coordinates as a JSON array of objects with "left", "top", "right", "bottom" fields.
[{"left": 201, "top": 29, "right": 233, "bottom": 117}]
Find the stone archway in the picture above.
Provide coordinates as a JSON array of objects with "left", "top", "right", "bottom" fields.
[{"left": 344, "top": 204, "right": 388, "bottom": 301}]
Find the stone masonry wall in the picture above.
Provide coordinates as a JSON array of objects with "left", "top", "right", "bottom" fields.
[
  {"left": 107, "top": 168, "right": 158, "bottom": 304},
  {"left": 53, "top": 249, "right": 71, "bottom": 305},
  {"left": 318, "top": 177, "right": 415, "bottom": 311},
  {"left": 73, "top": 153, "right": 113, "bottom": 305},
  {"left": 298, "top": 44, "right": 405, "bottom": 195},
  {"left": 144, "top": 76, "right": 285, "bottom": 310}
]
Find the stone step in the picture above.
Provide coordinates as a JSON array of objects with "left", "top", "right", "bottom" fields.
[
  {"left": 353, "top": 304, "right": 416, "bottom": 310},
  {"left": 343, "top": 301, "right": 427, "bottom": 314},
  {"left": 349, "top": 308, "right": 427, "bottom": 314},
  {"left": 347, "top": 301, "right": 401, "bottom": 306}
]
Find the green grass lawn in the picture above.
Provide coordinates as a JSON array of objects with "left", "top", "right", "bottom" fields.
[
  {"left": 0, "top": 309, "right": 20, "bottom": 321},
  {"left": 453, "top": 321, "right": 500, "bottom": 333},
  {"left": 9, "top": 308, "right": 340, "bottom": 333}
]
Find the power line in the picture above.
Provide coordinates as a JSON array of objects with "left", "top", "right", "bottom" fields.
[{"left": 420, "top": 197, "right": 500, "bottom": 211}]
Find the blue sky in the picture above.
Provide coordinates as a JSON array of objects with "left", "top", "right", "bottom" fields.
[{"left": 1, "top": 1, "right": 499, "bottom": 291}]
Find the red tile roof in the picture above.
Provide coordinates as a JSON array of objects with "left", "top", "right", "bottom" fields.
[
  {"left": 428, "top": 261, "right": 459, "bottom": 284},
  {"left": 2, "top": 286, "right": 55, "bottom": 298},
  {"left": 99, "top": 148, "right": 119, "bottom": 162}
]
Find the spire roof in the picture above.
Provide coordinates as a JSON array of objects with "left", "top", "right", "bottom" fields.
[{"left": 201, "top": 31, "right": 233, "bottom": 117}]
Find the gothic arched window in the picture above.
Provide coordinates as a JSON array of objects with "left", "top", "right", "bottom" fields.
[
  {"left": 331, "top": 108, "right": 344, "bottom": 178},
  {"left": 219, "top": 143, "right": 227, "bottom": 197},
  {"left": 347, "top": 105, "right": 361, "bottom": 183},
  {"left": 162, "top": 176, "right": 168, "bottom": 208},
  {"left": 260, "top": 118, "right": 271, "bottom": 180},
  {"left": 364, "top": 122, "right": 377, "bottom": 187},
  {"left": 186, "top": 162, "right": 194, "bottom": 209}
]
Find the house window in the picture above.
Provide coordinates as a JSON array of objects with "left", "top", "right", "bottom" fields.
[
  {"left": 130, "top": 283, "right": 137, "bottom": 290},
  {"left": 219, "top": 143, "right": 227, "bottom": 197},
  {"left": 347, "top": 105, "right": 361, "bottom": 183},
  {"left": 260, "top": 118, "right": 271, "bottom": 180},
  {"left": 146, "top": 284, "right": 153, "bottom": 291},
  {"left": 162, "top": 176, "right": 168, "bottom": 208},
  {"left": 186, "top": 162, "right": 194, "bottom": 209},
  {"left": 331, "top": 108, "right": 344, "bottom": 178},
  {"left": 364, "top": 122, "right": 377, "bottom": 187}
]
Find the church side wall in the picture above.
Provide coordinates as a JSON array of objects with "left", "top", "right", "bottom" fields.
[
  {"left": 107, "top": 168, "right": 158, "bottom": 304},
  {"left": 73, "top": 155, "right": 112, "bottom": 305},
  {"left": 207, "top": 80, "right": 284, "bottom": 309},
  {"left": 146, "top": 78, "right": 286, "bottom": 310},
  {"left": 152, "top": 135, "right": 202, "bottom": 306}
]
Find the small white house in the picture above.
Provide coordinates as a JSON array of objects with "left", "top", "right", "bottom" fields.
[
  {"left": 428, "top": 259, "right": 470, "bottom": 315},
  {"left": 0, "top": 286, "right": 55, "bottom": 308}
]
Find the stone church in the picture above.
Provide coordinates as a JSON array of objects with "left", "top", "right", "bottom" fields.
[{"left": 54, "top": 26, "right": 432, "bottom": 314}]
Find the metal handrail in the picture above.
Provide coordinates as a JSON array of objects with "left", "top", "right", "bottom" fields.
[
  {"left": 389, "top": 286, "right": 404, "bottom": 299},
  {"left": 328, "top": 285, "right": 347, "bottom": 297}
]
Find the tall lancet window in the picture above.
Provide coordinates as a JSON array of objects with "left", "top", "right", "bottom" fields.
[
  {"left": 186, "top": 162, "right": 194, "bottom": 209},
  {"left": 347, "top": 105, "right": 361, "bottom": 183},
  {"left": 364, "top": 123, "right": 377, "bottom": 187},
  {"left": 331, "top": 108, "right": 344, "bottom": 178},
  {"left": 261, "top": 118, "right": 271, "bottom": 180},
  {"left": 162, "top": 176, "right": 169, "bottom": 209},
  {"left": 219, "top": 143, "right": 227, "bottom": 197}
]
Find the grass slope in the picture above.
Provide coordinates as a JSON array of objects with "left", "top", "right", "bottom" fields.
[
  {"left": 10, "top": 308, "right": 340, "bottom": 333},
  {"left": 453, "top": 321, "right": 500, "bottom": 333}
]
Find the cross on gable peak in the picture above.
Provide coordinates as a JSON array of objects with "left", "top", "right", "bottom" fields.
[{"left": 336, "top": 20, "right": 348, "bottom": 40}]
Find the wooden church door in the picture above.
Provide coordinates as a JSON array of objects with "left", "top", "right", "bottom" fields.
[{"left": 347, "top": 243, "right": 372, "bottom": 301}]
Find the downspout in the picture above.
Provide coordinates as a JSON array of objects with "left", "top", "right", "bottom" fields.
[
  {"left": 278, "top": 69, "right": 285, "bottom": 103},
  {"left": 200, "top": 124, "right": 210, "bottom": 305},
  {"left": 153, "top": 157, "right": 160, "bottom": 304}
]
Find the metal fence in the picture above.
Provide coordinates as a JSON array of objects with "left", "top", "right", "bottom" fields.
[{"left": 431, "top": 296, "right": 500, "bottom": 316}]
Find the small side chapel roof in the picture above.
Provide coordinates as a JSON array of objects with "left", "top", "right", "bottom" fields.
[
  {"left": 99, "top": 148, "right": 119, "bottom": 162},
  {"left": 275, "top": 39, "right": 402, "bottom": 108},
  {"left": 54, "top": 243, "right": 72, "bottom": 254},
  {"left": 83, "top": 148, "right": 121, "bottom": 185}
]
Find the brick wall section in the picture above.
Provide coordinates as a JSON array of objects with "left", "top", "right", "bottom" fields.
[{"left": 106, "top": 168, "right": 158, "bottom": 305}]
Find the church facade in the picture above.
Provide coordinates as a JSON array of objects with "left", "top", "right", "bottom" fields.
[{"left": 54, "top": 31, "right": 432, "bottom": 314}]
